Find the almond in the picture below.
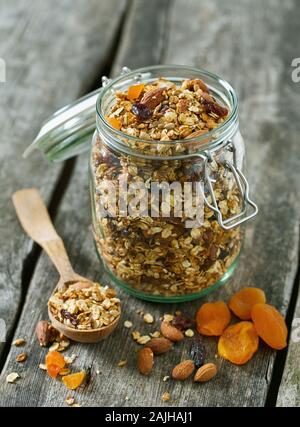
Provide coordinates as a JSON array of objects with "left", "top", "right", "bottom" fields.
[
  {"left": 36, "top": 320, "right": 57, "bottom": 347},
  {"left": 140, "top": 87, "right": 166, "bottom": 110},
  {"left": 16, "top": 353, "right": 27, "bottom": 363},
  {"left": 137, "top": 347, "right": 154, "bottom": 375},
  {"left": 185, "top": 129, "right": 207, "bottom": 139},
  {"left": 201, "top": 92, "right": 228, "bottom": 118},
  {"left": 145, "top": 337, "right": 173, "bottom": 355},
  {"left": 187, "top": 79, "right": 209, "bottom": 93},
  {"left": 194, "top": 363, "right": 217, "bottom": 382},
  {"left": 160, "top": 321, "right": 184, "bottom": 342},
  {"left": 172, "top": 360, "right": 195, "bottom": 380}
]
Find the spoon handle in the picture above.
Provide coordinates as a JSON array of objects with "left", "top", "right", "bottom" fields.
[{"left": 12, "top": 188, "right": 76, "bottom": 284}]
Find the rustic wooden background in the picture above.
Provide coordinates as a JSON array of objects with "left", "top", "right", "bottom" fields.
[{"left": 0, "top": 0, "right": 299, "bottom": 407}]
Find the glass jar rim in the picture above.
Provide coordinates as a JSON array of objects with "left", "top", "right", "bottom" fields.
[{"left": 96, "top": 64, "right": 238, "bottom": 155}]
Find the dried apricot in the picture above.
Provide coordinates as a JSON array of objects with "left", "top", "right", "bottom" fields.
[
  {"left": 127, "top": 84, "right": 144, "bottom": 101},
  {"left": 251, "top": 303, "right": 287, "bottom": 350},
  {"left": 229, "top": 287, "right": 266, "bottom": 320},
  {"left": 47, "top": 364, "right": 62, "bottom": 378},
  {"left": 218, "top": 321, "right": 259, "bottom": 365},
  {"left": 106, "top": 116, "right": 122, "bottom": 130},
  {"left": 196, "top": 301, "right": 231, "bottom": 336},
  {"left": 62, "top": 371, "right": 86, "bottom": 390},
  {"left": 45, "top": 351, "right": 66, "bottom": 378}
]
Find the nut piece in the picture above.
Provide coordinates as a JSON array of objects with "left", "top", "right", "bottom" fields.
[
  {"left": 12, "top": 338, "right": 26, "bottom": 347},
  {"left": 185, "top": 329, "right": 194, "bottom": 338},
  {"left": 177, "top": 99, "right": 189, "bottom": 113},
  {"left": 172, "top": 360, "right": 195, "bottom": 381},
  {"left": 65, "top": 396, "right": 75, "bottom": 406},
  {"left": 162, "top": 392, "right": 170, "bottom": 402},
  {"left": 140, "top": 87, "right": 166, "bottom": 110},
  {"left": 6, "top": 373, "right": 20, "bottom": 383},
  {"left": 143, "top": 313, "right": 154, "bottom": 324},
  {"left": 59, "top": 368, "right": 71, "bottom": 376},
  {"left": 194, "top": 363, "right": 217, "bottom": 382},
  {"left": 36, "top": 320, "right": 57, "bottom": 347},
  {"left": 189, "top": 78, "right": 209, "bottom": 93},
  {"left": 201, "top": 92, "right": 228, "bottom": 118},
  {"left": 160, "top": 321, "right": 184, "bottom": 342},
  {"left": 16, "top": 353, "right": 27, "bottom": 363},
  {"left": 124, "top": 321, "right": 133, "bottom": 328},
  {"left": 137, "top": 347, "right": 154, "bottom": 375},
  {"left": 137, "top": 335, "right": 151, "bottom": 345},
  {"left": 146, "top": 337, "right": 173, "bottom": 355}
]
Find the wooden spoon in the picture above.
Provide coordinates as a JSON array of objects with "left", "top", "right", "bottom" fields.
[{"left": 12, "top": 188, "right": 120, "bottom": 343}]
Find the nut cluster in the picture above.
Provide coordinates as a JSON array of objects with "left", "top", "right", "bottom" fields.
[
  {"left": 48, "top": 282, "right": 121, "bottom": 330},
  {"left": 136, "top": 313, "right": 217, "bottom": 385}
]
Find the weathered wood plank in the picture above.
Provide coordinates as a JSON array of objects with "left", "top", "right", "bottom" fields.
[
  {"left": 277, "top": 280, "right": 300, "bottom": 407},
  {"left": 111, "top": 0, "right": 171, "bottom": 76},
  {"left": 1, "top": 0, "right": 300, "bottom": 407},
  {"left": 0, "top": 0, "right": 127, "bottom": 358}
]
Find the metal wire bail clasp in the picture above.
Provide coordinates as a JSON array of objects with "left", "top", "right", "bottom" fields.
[{"left": 197, "top": 146, "right": 258, "bottom": 230}]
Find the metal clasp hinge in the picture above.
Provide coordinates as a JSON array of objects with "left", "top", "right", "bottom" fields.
[{"left": 195, "top": 147, "right": 258, "bottom": 230}]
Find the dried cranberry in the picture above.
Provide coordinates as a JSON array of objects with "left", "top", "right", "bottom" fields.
[
  {"left": 131, "top": 102, "right": 153, "bottom": 120},
  {"left": 171, "top": 314, "right": 194, "bottom": 331},
  {"left": 190, "top": 337, "right": 206, "bottom": 368}
]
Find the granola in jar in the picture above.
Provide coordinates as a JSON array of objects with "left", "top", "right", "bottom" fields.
[{"left": 90, "top": 66, "right": 255, "bottom": 302}]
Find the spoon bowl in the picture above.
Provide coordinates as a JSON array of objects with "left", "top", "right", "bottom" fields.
[
  {"left": 48, "top": 308, "right": 120, "bottom": 343},
  {"left": 13, "top": 188, "right": 120, "bottom": 343}
]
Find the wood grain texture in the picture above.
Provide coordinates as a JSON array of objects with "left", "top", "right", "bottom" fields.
[
  {"left": 277, "top": 277, "right": 300, "bottom": 407},
  {"left": 111, "top": 0, "right": 171, "bottom": 76},
  {"left": 0, "top": 0, "right": 127, "bottom": 357},
  {"left": 0, "top": 0, "right": 300, "bottom": 407}
]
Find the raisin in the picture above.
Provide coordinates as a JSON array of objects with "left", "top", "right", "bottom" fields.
[
  {"left": 229, "top": 287, "right": 266, "bottom": 320},
  {"left": 61, "top": 309, "right": 79, "bottom": 326},
  {"left": 131, "top": 102, "right": 153, "bottom": 120},
  {"left": 196, "top": 301, "right": 231, "bottom": 336},
  {"left": 218, "top": 321, "right": 259, "bottom": 365},
  {"left": 190, "top": 337, "right": 206, "bottom": 368},
  {"left": 171, "top": 314, "right": 194, "bottom": 331},
  {"left": 251, "top": 303, "right": 287, "bottom": 350},
  {"left": 160, "top": 104, "right": 170, "bottom": 114}
]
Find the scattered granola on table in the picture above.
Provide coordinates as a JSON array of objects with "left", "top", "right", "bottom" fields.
[
  {"left": 6, "top": 373, "right": 20, "bottom": 384},
  {"left": 92, "top": 76, "right": 242, "bottom": 298},
  {"left": 16, "top": 353, "right": 27, "bottom": 363},
  {"left": 162, "top": 392, "right": 170, "bottom": 402},
  {"left": 48, "top": 282, "right": 120, "bottom": 330},
  {"left": 12, "top": 338, "right": 26, "bottom": 347}
]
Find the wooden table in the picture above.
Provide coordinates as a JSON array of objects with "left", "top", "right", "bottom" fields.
[{"left": 0, "top": 0, "right": 299, "bottom": 407}]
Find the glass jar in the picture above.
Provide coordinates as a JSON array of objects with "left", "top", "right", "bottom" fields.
[{"left": 89, "top": 65, "right": 258, "bottom": 302}]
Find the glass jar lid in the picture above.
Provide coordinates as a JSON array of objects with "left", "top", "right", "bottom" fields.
[{"left": 23, "top": 88, "right": 101, "bottom": 162}]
